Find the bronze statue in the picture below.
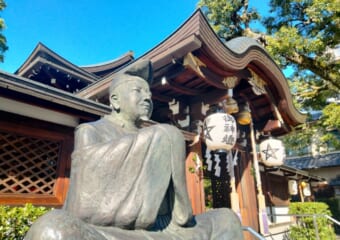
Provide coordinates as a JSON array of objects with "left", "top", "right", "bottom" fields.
[{"left": 24, "top": 60, "right": 243, "bottom": 239}]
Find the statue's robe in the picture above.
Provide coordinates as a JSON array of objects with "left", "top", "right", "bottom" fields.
[{"left": 25, "top": 116, "right": 243, "bottom": 240}]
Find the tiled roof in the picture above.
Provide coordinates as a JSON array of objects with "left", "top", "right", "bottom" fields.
[
  {"left": 225, "top": 37, "right": 265, "bottom": 54},
  {"left": 285, "top": 151, "right": 340, "bottom": 169}
]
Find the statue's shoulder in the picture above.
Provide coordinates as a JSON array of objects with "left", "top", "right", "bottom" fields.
[
  {"left": 76, "top": 118, "right": 109, "bottom": 131},
  {"left": 75, "top": 118, "right": 121, "bottom": 141},
  {"left": 74, "top": 119, "right": 106, "bottom": 138},
  {"left": 74, "top": 118, "right": 117, "bottom": 148}
]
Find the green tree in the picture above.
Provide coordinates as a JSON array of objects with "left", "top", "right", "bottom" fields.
[
  {"left": 0, "top": 0, "right": 7, "bottom": 62},
  {"left": 198, "top": 0, "right": 339, "bottom": 90},
  {"left": 198, "top": 0, "right": 340, "bottom": 154}
]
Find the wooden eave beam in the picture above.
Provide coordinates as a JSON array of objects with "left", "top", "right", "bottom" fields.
[
  {"left": 80, "top": 51, "right": 134, "bottom": 73},
  {"left": 164, "top": 78, "right": 207, "bottom": 96},
  {"left": 151, "top": 92, "right": 173, "bottom": 103},
  {"left": 264, "top": 167, "right": 280, "bottom": 173},
  {"left": 143, "top": 34, "right": 202, "bottom": 70},
  {"left": 78, "top": 35, "right": 202, "bottom": 100},
  {"left": 190, "top": 88, "right": 228, "bottom": 105},
  {"left": 17, "top": 57, "right": 97, "bottom": 84},
  {"left": 0, "top": 71, "right": 110, "bottom": 117},
  {"left": 152, "top": 63, "right": 186, "bottom": 87},
  {"left": 183, "top": 52, "right": 228, "bottom": 90},
  {"left": 249, "top": 65, "right": 306, "bottom": 126},
  {"left": 16, "top": 43, "right": 98, "bottom": 80}
]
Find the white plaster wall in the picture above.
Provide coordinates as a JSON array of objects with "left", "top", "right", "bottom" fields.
[
  {"left": 309, "top": 167, "right": 340, "bottom": 183},
  {"left": 267, "top": 206, "right": 291, "bottom": 224}
]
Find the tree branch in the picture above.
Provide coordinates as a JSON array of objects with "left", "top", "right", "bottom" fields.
[{"left": 286, "top": 52, "right": 340, "bottom": 90}]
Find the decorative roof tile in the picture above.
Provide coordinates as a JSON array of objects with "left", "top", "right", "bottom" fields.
[{"left": 285, "top": 151, "right": 340, "bottom": 169}]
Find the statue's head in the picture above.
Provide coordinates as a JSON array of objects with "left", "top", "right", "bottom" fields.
[{"left": 109, "top": 59, "right": 153, "bottom": 121}]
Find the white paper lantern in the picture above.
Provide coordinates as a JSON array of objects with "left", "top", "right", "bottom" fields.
[
  {"left": 203, "top": 113, "right": 237, "bottom": 151},
  {"left": 259, "top": 138, "right": 286, "bottom": 167},
  {"left": 288, "top": 180, "right": 298, "bottom": 195},
  {"left": 302, "top": 183, "right": 311, "bottom": 197}
]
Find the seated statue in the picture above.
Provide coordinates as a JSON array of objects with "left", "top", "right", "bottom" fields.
[{"left": 24, "top": 60, "right": 243, "bottom": 240}]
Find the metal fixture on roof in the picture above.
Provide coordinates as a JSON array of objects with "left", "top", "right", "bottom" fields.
[
  {"left": 237, "top": 102, "right": 251, "bottom": 125},
  {"left": 183, "top": 52, "right": 206, "bottom": 78},
  {"left": 222, "top": 76, "right": 239, "bottom": 114},
  {"left": 248, "top": 69, "right": 267, "bottom": 95},
  {"left": 161, "top": 76, "right": 167, "bottom": 85},
  {"left": 222, "top": 95, "right": 239, "bottom": 114}
]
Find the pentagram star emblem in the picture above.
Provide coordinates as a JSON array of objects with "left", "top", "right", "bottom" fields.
[
  {"left": 203, "top": 122, "right": 215, "bottom": 141},
  {"left": 262, "top": 143, "right": 279, "bottom": 160}
]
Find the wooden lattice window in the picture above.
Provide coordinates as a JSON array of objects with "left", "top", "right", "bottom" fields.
[
  {"left": 0, "top": 131, "right": 60, "bottom": 194},
  {"left": 0, "top": 121, "right": 72, "bottom": 207}
]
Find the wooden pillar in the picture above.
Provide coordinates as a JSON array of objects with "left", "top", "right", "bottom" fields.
[
  {"left": 185, "top": 141, "right": 205, "bottom": 215},
  {"left": 236, "top": 151, "right": 259, "bottom": 240}
]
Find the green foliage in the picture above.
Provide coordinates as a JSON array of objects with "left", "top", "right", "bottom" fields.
[
  {"left": 283, "top": 102, "right": 340, "bottom": 155},
  {"left": 316, "top": 198, "right": 340, "bottom": 233},
  {"left": 322, "top": 103, "right": 340, "bottom": 130},
  {"left": 316, "top": 198, "right": 340, "bottom": 221},
  {"left": 283, "top": 77, "right": 339, "bottom": 154},
  {"left": 188, "top": 153, "right": 206, "bottom": 173},
  {"left": 289, "top": 74, "right": 335, "bottom": 111},
  {"left": 263, "top": 0, "right": 340, "bottom": 90},
  {"left": 288, "top": 202, "right": 336, "bottom": 240},
  {"left": 0, "top": 204, "right": 51, "bottom": 240},
  {"left": 281, "top": 123, "right": 314, "bottom": 155},
  {"left": 197, "top": 0, "right": 260, "bottom": 40},
  {"left": 0, "top": 0, "right": 7, "bottom": 62},
  {"left": 319, "top": 103, "right": 340, "bottom": 150},
  {"left": 203, "top": 178, "right": 213, "bottom": 209},
  {"left": 198, "top": 0, "right": 340, "bottom": 92},
  {"left": 263, "top": 0, "right": 340, "bottom": 153}
]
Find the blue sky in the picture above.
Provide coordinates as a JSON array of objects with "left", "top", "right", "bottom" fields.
[{"left": 0, "top": 0, "right": 269, "bottom": 73}]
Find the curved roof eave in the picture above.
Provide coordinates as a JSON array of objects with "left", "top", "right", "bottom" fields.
[
  {"left": 15, "top": 42, "right": 99, "bottom": 81},
  {"left": 141, "top": 9, "right": 306, "bottom": 126},
  {"left": 80, "top": 51, "right": 134, "bottom": 73}
]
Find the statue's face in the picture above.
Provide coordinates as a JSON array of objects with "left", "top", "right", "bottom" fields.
[{"left": 111, "top": 77, "right": 153, "bottom": 121}]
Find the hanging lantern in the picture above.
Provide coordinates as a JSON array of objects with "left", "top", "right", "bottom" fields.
[
  {"left": 222, "top": 77, "right": 239, "bottom": 114},
  {"left": 203, "top": 112, "right": 237, "bottom": 151},
  {"left": 222, "top": 88, "right": 239, "bottom": 114},
  {"left": 288, "top": 180, "right": 298, "bottom": 195},
  {"left": 259, "top": 137, "right": 286, "bottom": 167},
  {"left": 237, "top": 103, "right": 251, "bottom": 125},
  {"left": 223, "top": 97, "right": 239, "bottom": 114},
  {"left": 301, "top": 182, "right": 311, "bottom": 197}
]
